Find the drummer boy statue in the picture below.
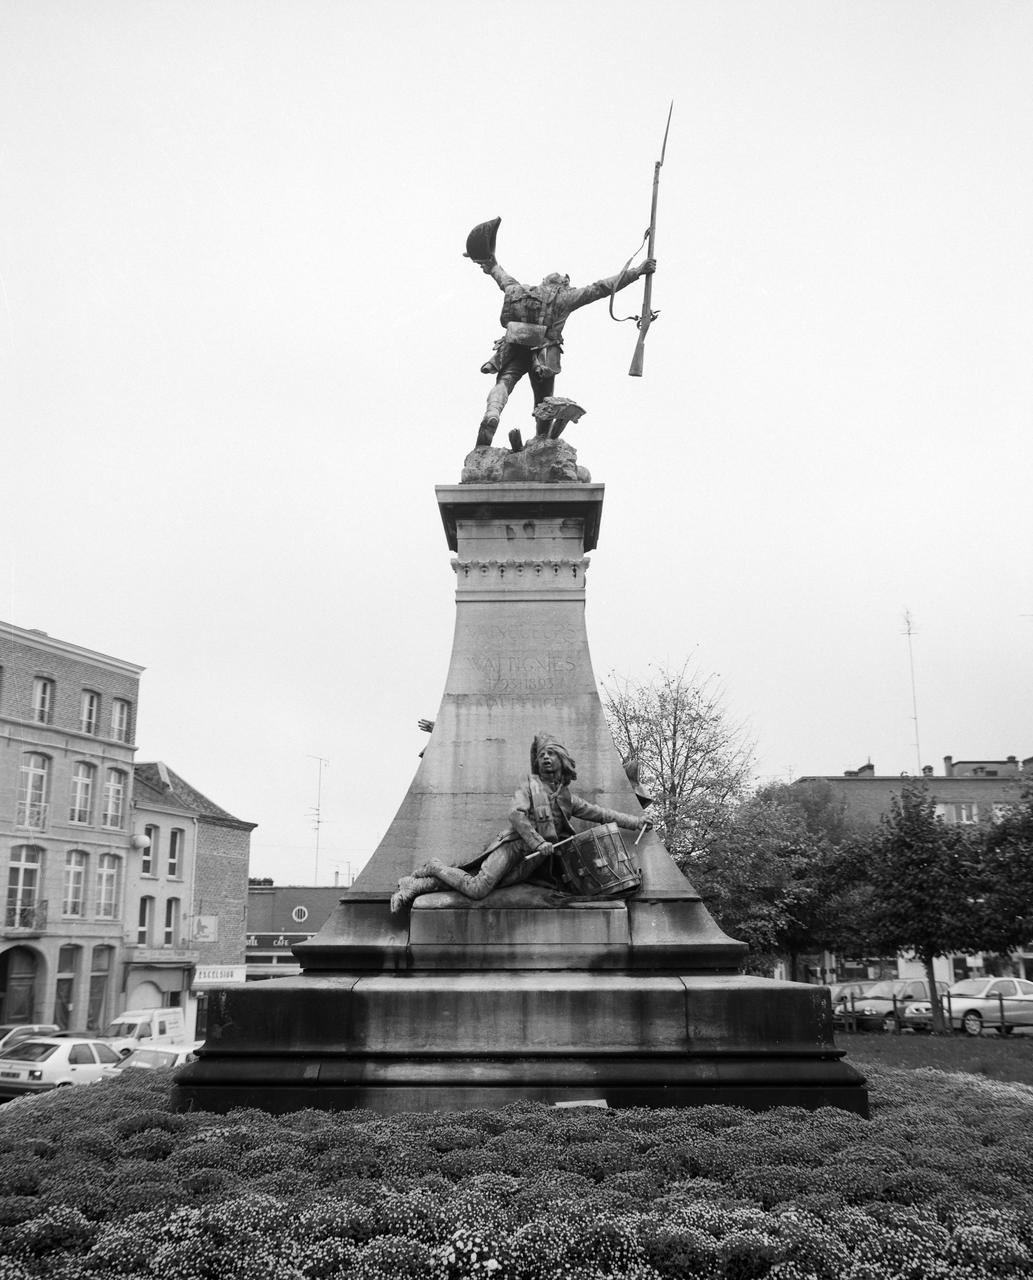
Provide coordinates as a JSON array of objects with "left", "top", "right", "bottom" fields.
[{"left": 390, "top": 732, "right": 650, "bottom": 912}]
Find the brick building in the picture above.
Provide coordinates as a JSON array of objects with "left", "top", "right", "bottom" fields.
[
  {"left": 794, "top": 755, "right": 1030, "bottom": 828},
  {"left": 132, "top": 762, "right": 256, "bottom": 1032},
  {"left": 1, "top": 621, "right": 255, "bottom": 1038}
]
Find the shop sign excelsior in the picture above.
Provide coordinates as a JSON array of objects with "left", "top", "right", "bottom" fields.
[{"left": 195, "top": 965, "right": 247, "bottom": 986}]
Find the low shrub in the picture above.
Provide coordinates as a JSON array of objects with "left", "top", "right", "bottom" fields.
[{"left": 2, "top": 1062, "right": 1033, "bottom": 1277}]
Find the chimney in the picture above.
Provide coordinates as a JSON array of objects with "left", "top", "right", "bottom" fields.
[
  {"left": 943, "top": 756, "right": 953, "bottom": 777},
  {"left": 922, "top": 765, "right": 933, "bottom": 777}
]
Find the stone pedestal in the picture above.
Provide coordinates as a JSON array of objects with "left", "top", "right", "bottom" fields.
[{"left": 175, "top": 481, "right": 867, "bottom": 1116}]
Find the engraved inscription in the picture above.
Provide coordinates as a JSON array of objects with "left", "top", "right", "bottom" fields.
[{"left": 458, "top": 621, "right": 584, "bottom": 698}]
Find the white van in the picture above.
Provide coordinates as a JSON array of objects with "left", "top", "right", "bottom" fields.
[{"left": 103, "top": 1008, "right": 186, "bottom": 1057}]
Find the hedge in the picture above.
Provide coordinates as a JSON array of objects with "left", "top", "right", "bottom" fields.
[{"left": 1, "top": 1062, "right": 1031, "bottom": 1278}]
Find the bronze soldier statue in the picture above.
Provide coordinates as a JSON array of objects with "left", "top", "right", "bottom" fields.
[
  {"left": 466, "top": 219, "right": 655, "bottom": 449},
  {"left": 390, "top": 732, "right": 650, "bottom": 912}
]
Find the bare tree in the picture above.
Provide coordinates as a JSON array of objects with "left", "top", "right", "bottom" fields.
[{"left": 602, "top": 662, "right": 754, "bottom": 858}]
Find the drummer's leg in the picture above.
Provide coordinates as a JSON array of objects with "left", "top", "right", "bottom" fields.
[
  {"left": 425, "top": 845, "right": 517, "bottom": 900},
  {"left": 389, "top": 874, "right": 440, "bottom": 914}
]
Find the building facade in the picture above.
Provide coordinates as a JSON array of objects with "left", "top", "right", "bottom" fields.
[
  {"left": 245, "top": 884, "right": 343, "bottom": 980},
  {"left": 1, "top": 622, "right": 256, "bottom": 1038},
  {"left": 794, "top": 755, "right": 1030, "bottom": 829},
  {"left": 132, "top": 762, "right": 256, "bottom": 1033},
  {"left": 1, "top": 622, "right": 142, "bottom": 1030}
]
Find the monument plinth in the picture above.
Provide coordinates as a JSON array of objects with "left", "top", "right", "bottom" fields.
[{"left": 175, "top": 475, "right": 868, "bottom": 1116}]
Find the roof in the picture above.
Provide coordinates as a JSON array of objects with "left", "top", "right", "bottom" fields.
[{"left": 134, "top": 762, "right": 256, "bottom": 829}]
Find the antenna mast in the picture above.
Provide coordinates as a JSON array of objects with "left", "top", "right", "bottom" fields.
[
  {"left": 307, "top": 755, "right": 330, "bottom": 882},
  {"left": 902, "top": 611, "right": 922, "bottom": 774}
]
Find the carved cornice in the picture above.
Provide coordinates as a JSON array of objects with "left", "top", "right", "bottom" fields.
[
  {"left": 452, "top": 556, "right": 589, "bottom": 579},
  {"left": 451, "top": 556, "right": 590, "bottom": 599}
]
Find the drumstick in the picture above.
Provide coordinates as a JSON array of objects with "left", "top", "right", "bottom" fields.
[
  {"left": 634, "top": 824, "right": 649, "bottom": 846},
  {"left": 523, "top": 836, "right": 575, "bottom": 862}
]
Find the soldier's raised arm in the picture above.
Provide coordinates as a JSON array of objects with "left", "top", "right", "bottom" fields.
[
  {"left": 472, "top": 256, "right": 518, "bottom": 291},
  {"left": 565, "top": 258, "right": 656, "bottom": 312}
]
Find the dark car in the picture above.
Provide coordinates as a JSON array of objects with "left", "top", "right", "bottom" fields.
[{"left": 833, "top": 977, "right": 949, "bottom": 1032}]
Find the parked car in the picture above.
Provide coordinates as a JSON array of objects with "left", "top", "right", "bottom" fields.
[
  {"left": 905, "top": 977, "right": 1033, "bottom": 1036},
  {"left": 0, "top": 1036, "right": 123, "bottom": 1099},
  {"left": 833, "top": 978, "right": 949, "bottom": 1032},
  {"left": 0, "top": 1024, "right": 59, "bottom": 1055},
  {"left": 101, "top": 1042, "right": 203, "bottom": 1075},
  {"left": 827, "top": 981, "right": 881, "bottom": 1012}
]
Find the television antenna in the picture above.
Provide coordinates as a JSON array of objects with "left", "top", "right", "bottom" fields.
[
  {"left": 307, "top": 755, "right": 330, "bottom": 882},
  {"left": 902, "top": 611, "right": 922, "bottom": 775}
]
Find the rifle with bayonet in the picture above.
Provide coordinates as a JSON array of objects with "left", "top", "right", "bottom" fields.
[{"left": 629, "top": 102, "right": 673, "bottom": 377}]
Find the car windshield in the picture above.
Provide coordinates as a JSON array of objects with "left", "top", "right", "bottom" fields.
[
  {"left": 104, "top": 1021, "right": 138, "bottom": 1037},
  {"left": 857, "top": 981, "right": 900, "bottom": 999},
  {"left": 123, "top": 1049, "right": 176, "bottom": 1068},
  {"left": 1, "top": 1042, "right": 58, "bottom": 1062},
  {"left": 949, "top": 979, "right": 991, "bottom": 996}
]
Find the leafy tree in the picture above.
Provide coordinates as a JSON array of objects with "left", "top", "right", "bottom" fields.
[
  {"left": 602, "top": 662, "right": 753, "bottom": 857},
  {"left": 977, "top": 785, "right": 1033, "bottom": 961},
  {"left": 682, "top": 784, "right": 829, "bottom": 975},
  {"left": 841, "top": 783, "right": 985, "bottom": 1033}
]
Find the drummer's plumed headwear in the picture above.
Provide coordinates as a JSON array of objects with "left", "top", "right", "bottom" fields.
[{"left": 530, "top": 732, "right": 577, "bottom": 782}]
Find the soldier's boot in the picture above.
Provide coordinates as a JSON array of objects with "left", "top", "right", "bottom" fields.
[
  {"left": 477, "top": 384, "right": 509, "bottom": 447},
  {"left": 389, "top": 874, "right": 438, "bottom": 914}
]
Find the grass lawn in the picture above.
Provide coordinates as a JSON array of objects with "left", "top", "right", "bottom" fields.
[{"left": 837, "top": 1026, "right": 1033, "bottom": 1086}]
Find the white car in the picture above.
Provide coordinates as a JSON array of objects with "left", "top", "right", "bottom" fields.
[
  {"left": 0, "top": 1023, "right": 60, "bottom": 1054},
  {"left": 101, "top": 1042, "right": 203, "bottom": 1074},
  {"left": 0, "top": 1036, "right": 123, "bottom": 1098},
  {"left": 905, "top": 977, "right": 1033, "bottom": 1037}
]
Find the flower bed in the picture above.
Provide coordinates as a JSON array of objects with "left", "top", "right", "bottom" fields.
[{"left": 1, "top": 1062, "right": 1032, "bottom": 1278}]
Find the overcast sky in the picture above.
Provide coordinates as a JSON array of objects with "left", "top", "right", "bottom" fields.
[{"left": 3, "top": 1, "right": 1031, "bottom": 886}]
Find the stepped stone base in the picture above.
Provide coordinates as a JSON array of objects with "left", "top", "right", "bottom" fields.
[
  {"left": 173, "top": 478, "right": 868, "bottom": 1118},
  {"left": 175, "top": 969, "right": 868, "bottom": 1116}
]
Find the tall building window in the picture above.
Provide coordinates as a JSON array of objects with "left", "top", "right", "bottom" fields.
[
  {"left": 18, "top": 753, "right": 50, "bottom": 829},
  {"left": 142, "top": 825, "right": 158, "bottom": 875},
  {"left": 31, "top": 676, "right": 55, "bottom": 723},
  {"left": 87, "top": 947, "right": 112, "bottom": 1031},
  {"left": 102, "top": 769, "right": 127, "bottom": 829},
  {"left": 5, "top": 845, "right": 42, "bottom": 928},
  {"left": 110, "top": 698, "right": 132, "bottom": 743},
  {"left": 137, "top": 895, "right": 154, "bottom": 945},
  {"left": 63, "top": 850, "right": 87, "bottom": 917},
  {"left": 957, "top": 802, "right": 979, "bottom": 825},
  {"left": 164, "top": 897, "right": 180, "bottom": 947},
  {"left": 80, "top": 690, "right": 100, "bottom": 735},
  {"left": 55, "top": 945, "right": 82, "bottom": 1030},
  {"left": 69, "top": 762, "right": 95, "bottom": 824},
  {"left": 168, "top": 828, "right": 184, "bottom": 878},
  {"left": 96, "top": 854, "right": 120, "bottom": 919}
]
